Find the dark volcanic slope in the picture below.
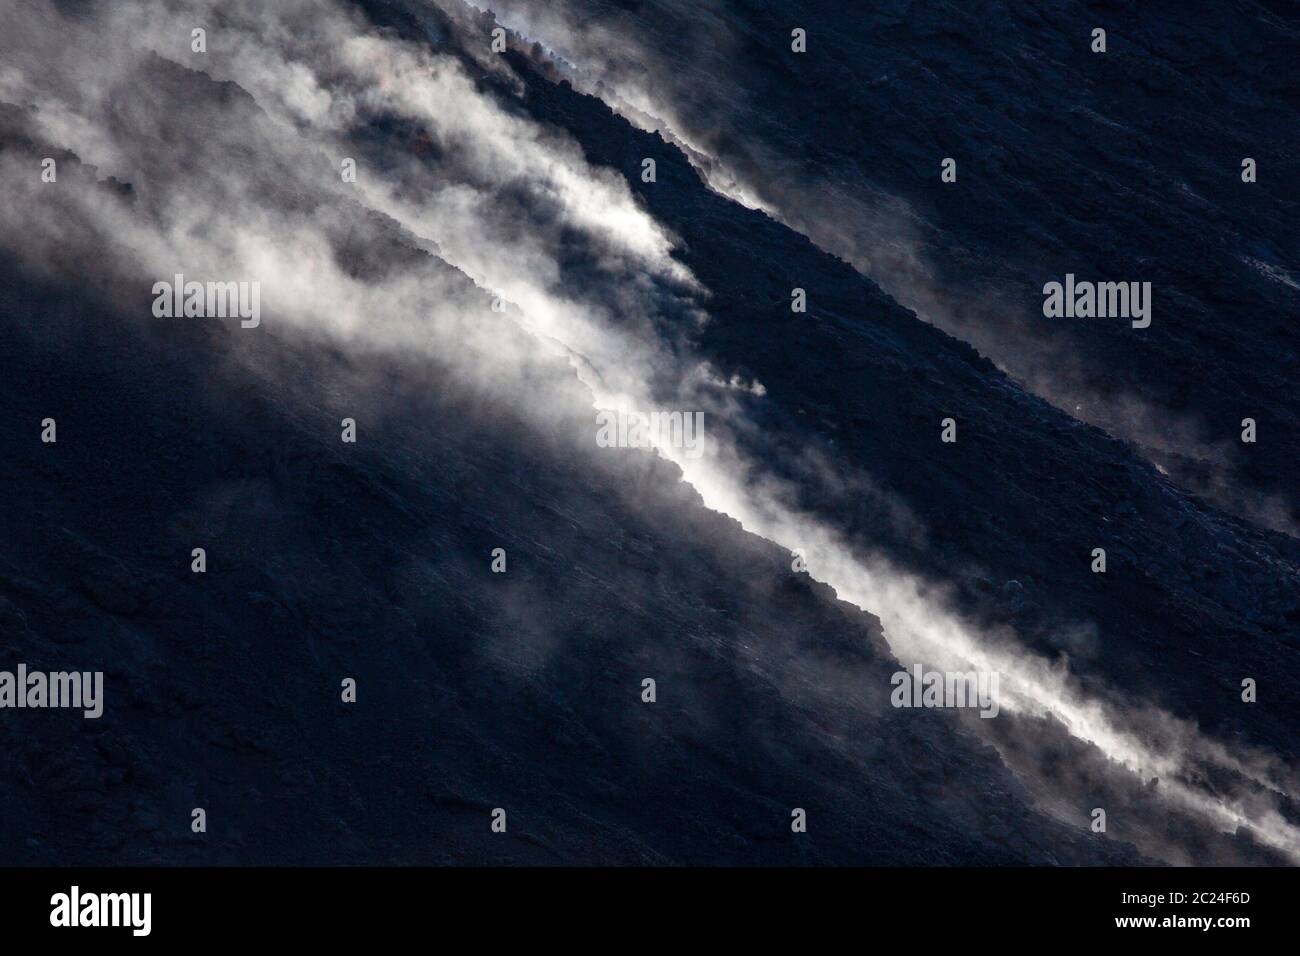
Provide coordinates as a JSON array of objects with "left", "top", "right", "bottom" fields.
[
  {"left": 0, "top": 0, "right": 1295, "bottom": 866},
  {"left": 0, "top": 256, "right": 1137, "bottom": 865},
  {"left": 479, "top": 0, "right": 1300, "bottom": 532},
  {"left": 510, "top": 31, "right": 1300, "bottom": 774}
]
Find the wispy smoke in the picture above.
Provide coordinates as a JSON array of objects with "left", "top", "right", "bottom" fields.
[
  {"left": 3, "top": 0, "right": 1295, "bottom": 863},
  {"left": 458, "top": 0, "right": 1298, "bottom": 538}
]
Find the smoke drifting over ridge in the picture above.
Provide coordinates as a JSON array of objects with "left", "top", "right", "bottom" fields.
[
  {"left": 458, "top": 0, "right": 1300, "bottom": 538},
  {"left": 2, "top": 0, "right": 1297, "bottom": 865}
]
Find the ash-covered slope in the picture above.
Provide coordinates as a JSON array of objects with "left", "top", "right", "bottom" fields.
[
  {"left": 520, "top": 65, "right": 1300, "bottom": 759},
  {"left": 0, "top": 0, "right": 1295, "bottom": 866},
  {"left": 0, "top": 254, "right": 1139, "bottom": 865},
  {"left": 437, "top": 0, "right": 1300, "bottom": 862},
  {"left": 471, "top": 0, "right": 1300, "bottom": 534}
]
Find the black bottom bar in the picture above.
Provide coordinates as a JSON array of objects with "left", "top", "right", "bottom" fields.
[{"left": 0, "top": 866, "right": 1289, "bottom": 942}]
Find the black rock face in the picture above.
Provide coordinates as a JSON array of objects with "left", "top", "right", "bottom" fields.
[
  {"left": 0, "top": 0, "right": 1295, "bottom": 866},
  {"left": 481, "top": 0, "right": 1300, "bottom": 532},
  {"left": 0, "top": 255, "right": 1145, "bottom": 865}
]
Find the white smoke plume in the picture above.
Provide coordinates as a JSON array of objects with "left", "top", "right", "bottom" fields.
[
  {"left": 452, "top": 0, "right": 1298, "bottom": 539},
  {"left": 2, "top": 0, "right": 1295, "bottom": 863}
]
